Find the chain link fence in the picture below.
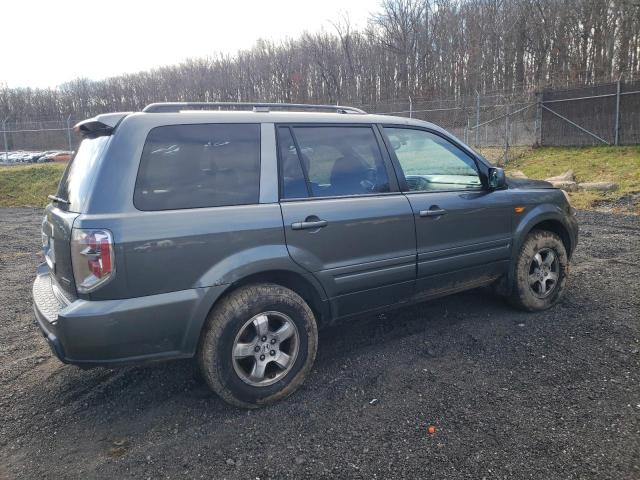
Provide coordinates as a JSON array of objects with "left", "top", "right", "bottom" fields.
[
  {"left": 2, "top": 80, "right": 639, "bottom": 165},
  {"left": 1, "top": 116, "right": 77, "bottom": 163},
  {"left": 359, "top": 79, "right": 640, "bottom": 164}
]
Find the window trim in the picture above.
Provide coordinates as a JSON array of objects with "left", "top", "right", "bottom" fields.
[
  {"left": 378, "top": 124, "right": 490, "bottom": 194},
  {"left": 276, "top": 125, "right": 313, "bottom": 199},
  {"left": 279, "top": 190, "right": 406, "bottom": 203},
  {"left": 275, "top": 122, "right": 400, "bottom": 201},
  {"left": 133, "top": 122, "right": 262, "bottom": 212}
]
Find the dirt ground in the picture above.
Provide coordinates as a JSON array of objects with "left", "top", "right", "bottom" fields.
[{"left": 0, "top": 207, "right": 638, "bottom": 479}]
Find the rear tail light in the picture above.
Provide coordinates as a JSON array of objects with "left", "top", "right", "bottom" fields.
[{"left": 71, "top": 229, "right": 115, "bottom": 293}]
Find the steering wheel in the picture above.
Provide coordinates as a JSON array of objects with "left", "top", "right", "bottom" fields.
[
  {"left": 407, "top": 175, "right": 430, "bottom": 191},
  {"left": 360, "top": 168, "right": 378, "bottom": 192}
]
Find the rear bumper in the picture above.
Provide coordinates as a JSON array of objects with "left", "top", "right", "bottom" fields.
[
  {"left": 32, "top": 264, "right": 224, "bottom": 367},
  {"left": 33, "top": 300, "right": 68, "bottom": 363}
]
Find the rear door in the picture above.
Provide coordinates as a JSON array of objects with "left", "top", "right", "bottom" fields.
[
  {"left": 278, "top": 124, "right": 416, "bottom": 318},
  {"left": 381, "top": 126, "right": 512, "bottom": 297}
]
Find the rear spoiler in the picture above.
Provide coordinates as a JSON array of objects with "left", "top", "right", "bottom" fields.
[{"left": 73, "top": 112, "right": 131, "bottom": 137}]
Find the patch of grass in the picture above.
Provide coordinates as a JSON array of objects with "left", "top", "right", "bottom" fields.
[
  {"left": 506, "top": 146, "right": 640, "bottom": 213},
  {"left": 0, "top": 163, "right": 66, "bottom": 208},
  {"left": 477, "top": 146, "right": 533, "bottom": 165}
]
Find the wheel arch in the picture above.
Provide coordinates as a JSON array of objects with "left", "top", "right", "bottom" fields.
[
  {"left": 220, "top": 269, "right": 331, "bottom": 327},
  {"left": 514, "top": 205, "right": 575, "bottom": 259},
  {"left": 185, "top": 268, "right": 331, "bottom": 356},
  {"left": 504, "top": 206, "right": 575, "bottom": 296},
  {"left": 528, "top": 219, "right": 573, "bottom": 258}
]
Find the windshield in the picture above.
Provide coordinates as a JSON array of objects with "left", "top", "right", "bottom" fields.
[{"left": 56, "top": 136, "right": 110, "bottom": 212}]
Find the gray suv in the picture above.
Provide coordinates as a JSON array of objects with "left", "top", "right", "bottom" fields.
[{"left": 33, "top": 102, "right": 578, "bottom": 407}]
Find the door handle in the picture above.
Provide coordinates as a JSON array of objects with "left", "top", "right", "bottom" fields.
[
  {"left": 291, "top": 219, "right": 328, "bottom": 230},
  {"left": 419, "top": 207, "right": 447, "bottom": 217}
]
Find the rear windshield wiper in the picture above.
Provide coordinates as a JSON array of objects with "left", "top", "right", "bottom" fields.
[{"left": 47, "top": 194, "right": 70, "bottom": 205}]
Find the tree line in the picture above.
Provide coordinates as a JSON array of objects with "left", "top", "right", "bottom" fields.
[{"left": 1, "top": 0, "right": 638, "bottom": 122}]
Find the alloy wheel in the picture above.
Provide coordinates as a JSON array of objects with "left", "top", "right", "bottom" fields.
[
  {"left": 528, "top": 247, "right": 560, "bottom": 298},
  {"left": 231, "top": 311, "right": 300, "bottom": 387}
]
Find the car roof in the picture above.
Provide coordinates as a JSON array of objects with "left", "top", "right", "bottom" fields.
[
  {"left": 149, "top": 110, "right": 427, "bottom": 123},
  {"left": 114, "top": 110, "right": 446, "bottom": 133},
  {"left": 77, "top": 107, "right": 453, "bottom": 142}
]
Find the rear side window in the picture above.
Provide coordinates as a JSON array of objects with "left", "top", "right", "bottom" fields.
[
  {"left": 134, "top": 124, "right": 260, "bottom": 210},
  {"left": 279, "top": 126, "right": 389, "bottom": 198},
  {"left": 56, "top": 136, "right": 110, "bottom": 212}
]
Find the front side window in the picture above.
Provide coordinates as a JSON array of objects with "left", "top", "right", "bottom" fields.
[
  {"left": 134, "top": 124, "right": 260, "bottom": 210},
  {"left": 384, "top": 127, "right": 481, "bottom": 192},
  {"left": 279, "top": 126, "right": 390, "bottom": 198}
]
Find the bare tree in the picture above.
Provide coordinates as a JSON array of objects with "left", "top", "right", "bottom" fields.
[{"left": 1, "top": 0, "right": 638, "bottom": 121}]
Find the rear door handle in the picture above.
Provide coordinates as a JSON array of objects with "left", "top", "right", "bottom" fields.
[
  {"left": 419, "top": 207, "right": 447, "bottom": 217},
  {"left": 291, "top": 219, "right": 328, "bottom": 230}
]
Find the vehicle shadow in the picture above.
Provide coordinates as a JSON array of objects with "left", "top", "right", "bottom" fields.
[
  {"left": 11, "top": 287, "right": 542, "bottom": 469},
  {"left": 48, "top": 288, "right": 515, "bottom": 412}
]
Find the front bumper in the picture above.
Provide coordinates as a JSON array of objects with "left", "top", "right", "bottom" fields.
[{"left": 32, "top": 264, "right": 222, "bottom": 367}]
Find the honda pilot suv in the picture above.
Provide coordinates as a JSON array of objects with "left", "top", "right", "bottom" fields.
[{"left": 33, "top": 102, "right": 578, "bottom": 407}]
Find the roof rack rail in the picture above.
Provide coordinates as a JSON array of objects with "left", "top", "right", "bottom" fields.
[{"left": 142, "top": 102, "right": 366, "bottom": 114}]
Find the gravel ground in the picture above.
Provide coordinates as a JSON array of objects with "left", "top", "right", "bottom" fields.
[{"left": 0, "top": 207, "right": 638, "bottom": 479}]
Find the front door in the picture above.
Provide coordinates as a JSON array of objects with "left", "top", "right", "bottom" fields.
[
  {"left": 277, "top": 125, "right": 416, "bottom": 318},
  {"left": 381, "top": 126, "right": 512, "bottom": 297}
]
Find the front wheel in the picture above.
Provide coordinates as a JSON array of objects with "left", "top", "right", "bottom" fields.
[
  {"left": 198, "top": 283, "right": 318, "bottom": 408},
  {"left": 508, "top": 230, "right": 569, "bottom": 311}
]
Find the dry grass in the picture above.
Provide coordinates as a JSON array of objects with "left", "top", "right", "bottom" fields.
[
  {"left": 505, "top": 146, "right": 640, "bottom": 212},
  {"left": 476, "top": 146, "right": 534, "bottom": 165},
  {"left": 0, "top": 163, "right": 66, "bottom": 208}
]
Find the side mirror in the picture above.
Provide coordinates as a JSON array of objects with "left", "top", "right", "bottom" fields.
[{"left": 488, "top": 167, "right": 506, "bottom": 190}]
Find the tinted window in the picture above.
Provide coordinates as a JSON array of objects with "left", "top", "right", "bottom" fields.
[
  {"left": 56, "top": 136, "right": 110, "bottom": 212},
  {"left": 384, "top": 128, "right": 481, "bottom": 191},
  {"left": 277, "top": 127, "right": 308, "bottom": 199},
  {"left": 134, "top": 124, "right": 260, "bottom": 210},
  {"left": 289, "top": 126, "right": 389, "bottom": 198}
]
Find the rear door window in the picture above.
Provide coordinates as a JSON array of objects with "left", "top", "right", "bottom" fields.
[
  {"left": 134, "top": 124, "right": 260, "bottom": 210},
  {"left": 279, "top": 126, "right": 390, "bottom": 198},
  {"left": 277, "top": 127, "right": 309, "bottom": 199}
]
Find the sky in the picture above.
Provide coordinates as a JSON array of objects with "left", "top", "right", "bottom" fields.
[{"left": 2, "top": 0, "right": 375, "bottom": 89}]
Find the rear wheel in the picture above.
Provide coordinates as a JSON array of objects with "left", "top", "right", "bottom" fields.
[
  {"left": 508, "top": 230, "right": 568, "bottom": 311},
  {"left": 198, "top": 283, "right": 318, "bottom": 408}
]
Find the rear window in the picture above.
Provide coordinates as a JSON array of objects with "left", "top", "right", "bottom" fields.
[
  {"left": 134, "top": 124, "right": 261, "bottom": 211},
  {"left": 56, "top": 136, "right": 110, "bottom": 212}
]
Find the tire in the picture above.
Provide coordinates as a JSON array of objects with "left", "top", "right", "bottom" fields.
[
  {"left": 508, "top": 230, "right": 568, "bottom": 312},
  {"left": 198, "top": 283, "right": 318, "bottom": 408}
]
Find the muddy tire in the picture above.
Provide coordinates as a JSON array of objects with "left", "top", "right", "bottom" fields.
[
  {"left": 508, "top": 230, "right": 568, "bottom": 312},
  {"left": 197, "top": 283, "right": 318, "bottom": 408}
]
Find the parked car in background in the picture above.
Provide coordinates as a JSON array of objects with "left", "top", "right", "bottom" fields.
[
  {"left": 40, "top": 151, "right": 73, "bottom": 163},
  {"left": 1, "top": 150, "right": 73, "bottom": 164},
  {"left": 33, "top": 102, "right": 578, "bottom": 408},
  {"left": 50, "top": 152, "right": 72, "bottom": 162}
]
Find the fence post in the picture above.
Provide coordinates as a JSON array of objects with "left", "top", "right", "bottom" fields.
[
  {"left": 408, "top": 96, "right": 413, "bottom": 118},
  {"left": 504, "top": 105, "right": 510, "bottom": 165},
  {"left": 614, "top": 76, "right": 622, "bottom": 146},
  {"left": 465, "top": 116, "right": 470, "bottom": 143},
  {"left": 475, "top": 90, "right": 480, "bottom": 147},
  {"left": 534, "top": 92, "right": 542, "bottom": 147},
  {"left": 66, "top": 115, "right": 73, "bottom": 152},
  {"left": 2, "top": 117, "right": 8, "bottom": 162}
]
